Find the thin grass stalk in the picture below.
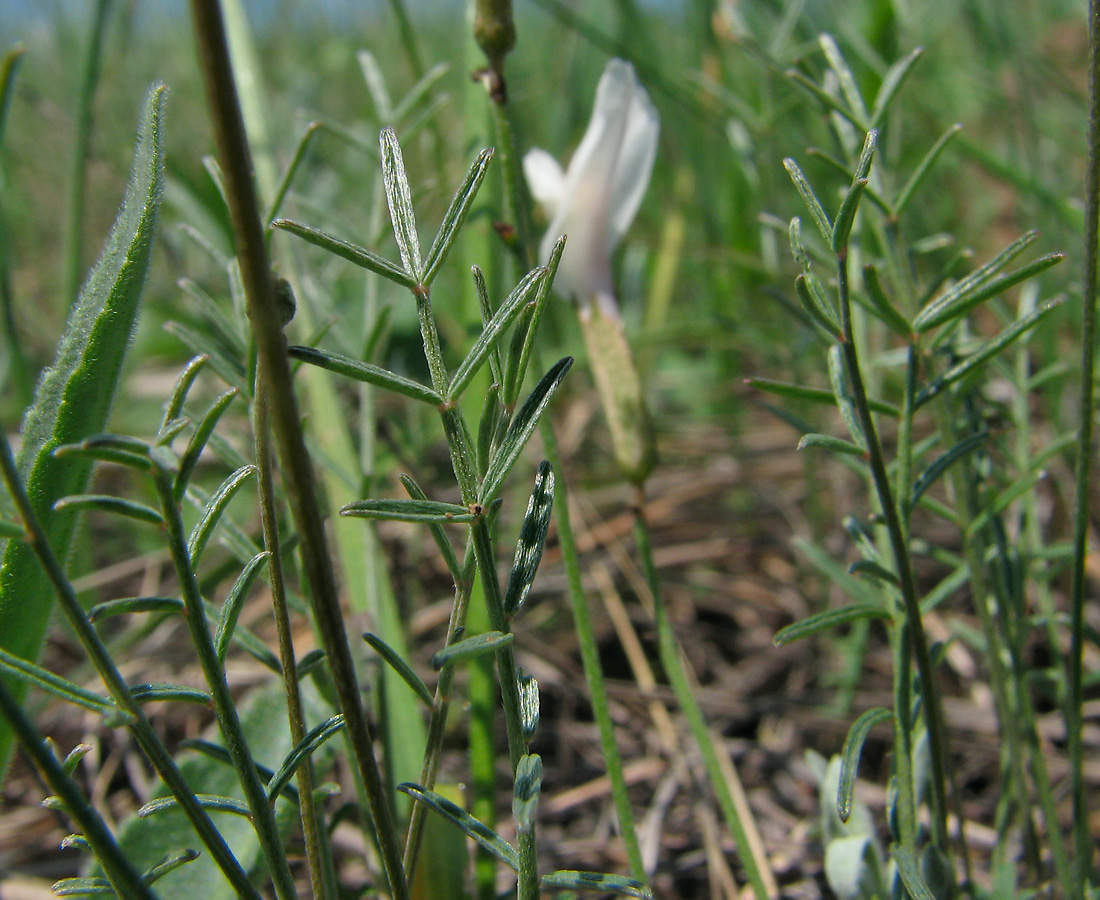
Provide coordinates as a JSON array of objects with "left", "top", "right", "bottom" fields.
[
  {"left": 402, "top": 542, "right": 476, "bottom": 878},
  {"left": 253, "top": 383, "right": 334, "bottom": 900},
  {"left": 0, "top": 430, "right": 263, "bottom": 900},
  {"left": 1067, "top": 0, "right": 1100, "bottom": 891},
  {"left": 632, "top": 492, "right": 774, "bottom": 900},
  {"left": 0, "top": 678, "right": 157, "bottom": 900},
  {"left": 539, "top": 417, "right": 647, "bottom": 884},
  {"left": 62, "top": 0, "right": 112, "bottom": 307},
  {"left": 152, "top": 470, "right": 298, "bottom": 900},
  {"left": 835, "top": 253, "right": 951, "bottom": 855},
  {"left": 187, "top": 5, "right": 411, "bottom": 898}
]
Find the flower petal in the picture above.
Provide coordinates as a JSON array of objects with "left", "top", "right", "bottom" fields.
[
  {"left": 523, "top": 148, "right": 566, "bottom": 219},
  {"left": 606, "top": 73, "right": 659, "bottom": 250}
]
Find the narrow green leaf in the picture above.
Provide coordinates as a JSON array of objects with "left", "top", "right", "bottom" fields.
[
  {"left": 848, "top": 559, "right": 900, "bottom": 588},
  {"left": 540, "top": 871, "right": 652, "bottom": 899},
  {"left": 53, "top": 437, "right": 153, "bottom": 472},
  {"left": 512, "top": 753, "right": 542, "bottom": 833},
  {"left": 391, "top": 61, "right": 450, "bottom": 124},
  {"left": 795, "top": 275, "right": 840, "bottom": 336},
  {"left": 129, "top": 683, "right": 212, "bottom": 705},
  {"left": 296, "top": 649, "right": 326, "bottom": 679},
  {"left": 449, "top": 265, "right": 545, "bottom": 401},
  {"left": 862, "top": 265, "right": 912, "bottom": 338},
  {"left": 746, "top": 378, "right": 899, "bottom": 417},
  {"left": 203, "top": 598, "right": 282, "bottom": 674},
  {"left": 0, "top": 647, "right": 111, "bottom": 712},
  {"left": 785, "top": 69, "right": 865, "bottom": 132},
  {"left": 832, "top": 179, "right": 868, "bottom": 254},
  {"left": 892, "top": 844, "right": 937, "bottom": 900},
  {"left": 828, "top": 344, "right": 866, "bottom": 449},
  {"left": 505, "top": 235, "right": 565, "bottom": 408},
  {"left": 870, "top": 47, "right": 924, "bottom": 128},
  {"left": 341, "top": 498, "right": 476, "bottom": 524},
  {"left": 914, "top": 253, "right": 1064, "bottom": 333},
  {"left": 289, "top": 345, "right": 443, "bottom": 406},
  {"left": 363, "top": 633, "right": 433, "bottom": 707},
  {"left": 774, "top": 603, "right": 890, "bottom": 646},
  {"left": 266, "top": 120, "right": 323, "bottom": 224},
  {"left": 215, "top": 552, "right": 270, "bottom": 663},
  {"left": 895, "top": 123, "right": 963, "bottom": 214},
  {"left": 53, "top": 878, "right": 114, "bottom": 896},
  {"left": 163, "top": 321, "right": 248, "bottom": 392},
  {"left": 144, "top": 849, "right": 202, "bottom": 885},
  {"left": 0, "top": 87, "right": 166, "bottom": 774},
  {"left": 379, "top": 127, "right": 422, "bottom": 281},
  {"left": 504, "top": 461, "right": 555, "bottom": 618},
  {"left": 473, "top": 267, "right": 505, "bottom": 388},
  {"left": 790, "top": 218, "right": 838, "bottom": 330},
  {"left": 915, "top": 299, "right": 1064, "bottom": 407},
  {"left": 480, "top": 357, "right": 573, "bottom": 505},
  {"left": 783, "top": 161, "right": 832, "bottom": 243},
  {"left": 476, "top": 383, "right": 505, "bottom": 478},
  {"left": 796, "top": 433, "right": 862, "bottom": 455},
  {"left": 266, "top": 714, "right": 346, "bottom": 802},
  {"left": 177, "top": 279, "right": 246, "bottom": 356},
  {"left": 423, "top": 148, "right": 494, "bottom": 285},
  {"left": 88, "top": 596, "right": 184, "bottom": 622},
  {"left": 271, "top": 218, "right": 416, "bottom": 289},
  {"left": 187, "top": 465, "right": 257, "bottom": 567},
  {"left": 911, "top": 432, "right": 987, "bottom": 505},
  {"left": 176, "top": 739, "right": 296, "bottom": 804},
  {"left": 794, "top": 537, "right": 881, "bottom": 607},
  {"left": 838, "top": 707, "right": 892, "bottom": 823},
  {"left": 819, "top": 34, "right": 870, "bottom": 125},
  {"left": 53, "top": 494, "right": 164, "bottom": 527},
  {"left": 430, "top": 631, "right": 514, "bottom": 670},
  {"left": 399, "top": 783, "right": 519, "bottom": 871},
  {"left": 138, "top": 795, "right": 252, "bottom": 819},
  {"left": 174, "top": 389, "right": 239, "bottom": 500},
  {"left": 399, "top": 474, "right": 462, "bottom": 582}
]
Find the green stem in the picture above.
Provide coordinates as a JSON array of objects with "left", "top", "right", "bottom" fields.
[
  {"left": 254, "top": 383, "right": 334, "bottom": 900},
  {"left": 471, "top": 517, "right": 527, "bottom": 770},
  {"left": 63, "top": 0, "right": 112, "bottom": 307},
  {"left": 188, "top": 5, "right": 411, "bottom": 898},
  {"left": 403, "top": 543, "right": 476, "bottom": 878},
  {"left": 633, "top": 495, "right": 773, "bottom": 900},
  {"left": 539, "top": 417, "right": 647, "bottom": 884},
  {"left": 836, "top": 252, "right": 950, "bottom": 854},
  {"left": 0, "top": 678, "right": 156, "bottom": 900},
  {"left": 153, "top": 471, "right": 298, "bottom": 900},
  {"left": 0, "top": 431, "right": 262, "bottom": 900},
  {"left": 1068, "top": 0, "right": 1100, "bottom": 891}
]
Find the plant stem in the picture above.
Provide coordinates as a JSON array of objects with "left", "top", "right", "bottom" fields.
[
  {"left": 835, "top": 252, "right": 950, "bottom": 855},
  {"left": 539, "top": 416, "right": 648, "bottom": 884},
  {"left": 63, "top": 0, "right": 112, "bottom": 307},
  {"left": 188, "top": 4, "right": 411, "bottom": 898},
  {"left": 254, "top": 383, "right": 334, "bottom": 900},
  {"left": 153, "top": 470, "right": 298, "bottom": 900},
  {"left": 0, "top": 430, "right": 263, "bottom": 900},
  {"left": 0, "top": 677, "right": 157, "bottom": 900},
  {"left": 403, "top": 542, "right": 476, "bottom": 878},
  {"left": 1068, "top": 0, "right": 1100, "bottom": 891}
]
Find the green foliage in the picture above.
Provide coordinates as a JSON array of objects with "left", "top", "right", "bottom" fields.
[{"left": 0, "top": 84, "right": 166, "bottom": 775}]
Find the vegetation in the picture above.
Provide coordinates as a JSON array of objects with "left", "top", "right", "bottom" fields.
[{"left": 0, "top": 1, "right": 1094, "bottom": 898}]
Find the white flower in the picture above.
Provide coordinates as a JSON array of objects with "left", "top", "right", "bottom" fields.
[{"left": 523, "top": 59, "right": 659, "bottom": 316}]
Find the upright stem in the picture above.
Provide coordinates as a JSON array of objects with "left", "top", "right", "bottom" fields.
[
  {"left": 188, "top": 5, "right": 410, "bottom": 898},
  {"left": 153, "top": 471, "right": 298, "bottom": 900},
  {"left": 835, "top": 253, "right": 950, "bottom": 854},
  {"left": 0, "top": 432, "right": 262, "bottom": 900},
  {"left": 1068, "top": 0, "right": 1100, "bottom": 891},
  {"left": 0, "top": 678, "right": 156, "bottom": 900},
  {"left": 63, "top": 0, "right": 112, "bottom": 306},
  {"left": 254, "top": 384, "right": 333, "bottom": 900}
]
